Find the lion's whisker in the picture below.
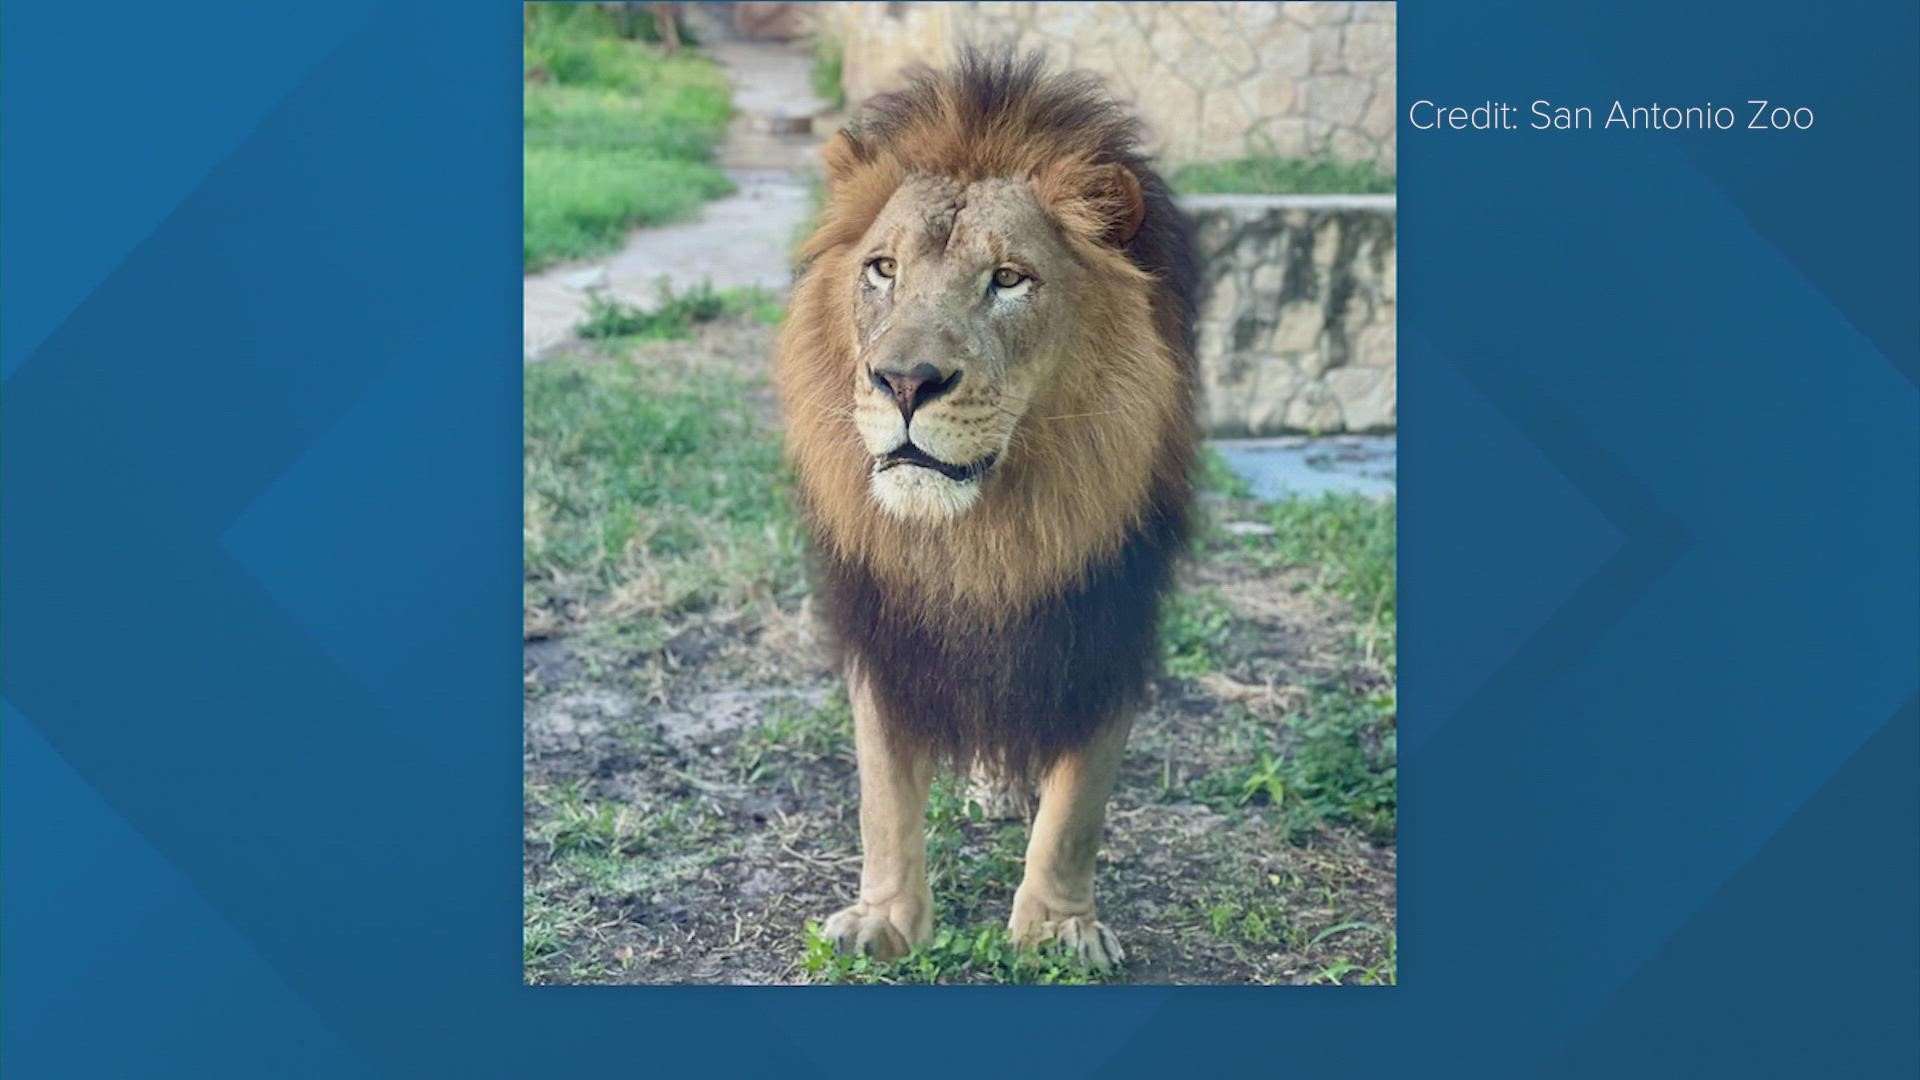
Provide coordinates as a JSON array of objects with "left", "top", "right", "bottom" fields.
[{"left": 1035, "top": 408, "right": 1127, "bottom": 421}]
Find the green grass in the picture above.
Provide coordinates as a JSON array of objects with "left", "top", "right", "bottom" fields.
[
  {"left": 1205, "top": 892, "right": 1289, "bottom": 948},
  {"left": 1191, "top": 860, "right": 1396, "bottom": 984},
  {"left": 1180, "top": 449, "right": 1398, "bottom": 839},
  {"left": 539, "top": 783, "right": 650, "bottom": 858},
  {"left": 1246, "top": 702, "right": 1391, "bottom": 843},
  {"left": 524, "top": 887, "right": 598, "bottom": 968},
  {"left": 924, "top": 776, "right": 1028, "bottom": 913},
  {"left": 801, "top": 922, "right": 1105, "bottom": 985},
  {"left": 542, "top": 0, "right": 696, "bottom": 51},
  {"left": 524, "top": 10, "right": 734, "bottom": 270},
  {"left": 524, "top": 2, "right": 700, "bottom": 87},
  {"left": 523, "top": 355, "right": 805, "bottom": 633},
  {"left": 1161, "top": 588, "right": 1236, "bottom": 678},
  {"left": 735, "top": 691, "right": 853, "bottom": 783},
  {"left": 530, "top": 779, "right": 726, "bottom": 861},
  {"left": 1256, "top": 494, "right": 1396, "bottom": 665},
  {"left": 1197, "top": 450, "right": 1396, "bottom": 666},
  {"left": 576, "top": 280, "right": 784, "bottom": 340},
  {"left": 525, "top": 778, "right": 737, "bottom": 981},
  {"left": 1197, "top": 446, "right": 1256, "bottom": 500},
  {"left": 1176, "top": 688, "right": 1396, "bottom": 840},
  {"left": 809, "top": 33, "right": 846, "bottom": 112},
  {"left": 1307, "top": 934, "right": 1397, "bottom": 986},
  {"left": 1169, "top": 155, "right": 1396, "bottom": 196},
  {"left": 1200, "top": 889, "right": 1396, "bottom": 984}
]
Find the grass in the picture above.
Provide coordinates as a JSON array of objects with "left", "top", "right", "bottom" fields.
[
  {"left": 1169, "top": 155, "right": 1396, "bottom": 196},
  {"left": 1172, "top": 689, "right": 1396, "bottom": 841},
  {"left": 576, "top": 280, "right": 784, "bottom": 340},
  {"left": 1181, "top": 449, "right": 1398, "bottom": 840},
  {"left": 801, "top": 921, "right": 1103, "bottom": 985},
  {"left": 1307, "top": 932, "right": 1397, "bottom": 986},
  {"left": 735, "top": 691, "right": 853, "bottom": 784},
  {"left": 524, "top": 6, "right": 734, "bottom": 270},
  {"left": 523, "top": 353, "right": 805, "bottom": 636},
  {"left": 924, "top": 776, "right": 1028, "bottom": 915},
  {"left": 1197, "top": 449, "right": 1396, "bottom": 666},
  {"left": 524, "top": 887, "right": 598, "bottom": 968},
  {"left": 1198, "top": 446, "right": 1256, "bottom": 500},
  {"left": 1199, "top": 885, "right": 1396, "bottom": 985},
  {"left": 1161, "top": 589, "right": 1236, "bottom": 678},
  {"left": 525, "top": 2, "right": 691, "bottom": 77},
  {"left": 540, "top": 783, "right": 651, "bottom": 858},
  {"left": 1254, "top": 494, "right": 1396, "bottom": 665},
  {"left": 809, "top": 33, "right": 846, "bottom": 112},
  {"left": 524, "top": 778, "right": 738, "bottom": 981}
]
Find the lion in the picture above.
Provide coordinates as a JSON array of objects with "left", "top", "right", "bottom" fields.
[{"left": 775, "top": 49, "right": 1198, "bottom": 971}]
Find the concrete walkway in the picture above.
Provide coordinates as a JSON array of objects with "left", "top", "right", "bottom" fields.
[{"left": 523, "top": 37, "right": 835, "bottom": 358}]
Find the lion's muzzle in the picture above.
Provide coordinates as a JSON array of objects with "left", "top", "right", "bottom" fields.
[{"left": 868, "top": 362, "right": 962, "bottom": 423}]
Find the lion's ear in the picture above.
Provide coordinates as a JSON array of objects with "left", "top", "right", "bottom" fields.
[
  {"left": 1034, "top": 160, "right": 1146, "bottom": 248},
  {"left": 1085, "top": 162, "right": 1146, "bottom": 247},
  {"left": 822, "top": 129, "right": 868, "bottom": 191}
]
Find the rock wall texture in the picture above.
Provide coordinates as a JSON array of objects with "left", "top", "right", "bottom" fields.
[
  {"left": 1184, "top": 195, "right": 1395, "bottom": 434},
  {"left": 816, "top": 1, "right": 1396, "bottom": 170}
]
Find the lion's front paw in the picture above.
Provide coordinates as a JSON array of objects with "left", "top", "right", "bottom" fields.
[
  {"left": 820, "top": 899, "right": 931, "bottom": 961},
  {"left": 1010, "top": 898, "right": 1125, "bottom": 971}
]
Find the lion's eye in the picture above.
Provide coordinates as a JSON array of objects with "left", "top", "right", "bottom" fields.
[
  {"left": 992, "top": 267, "right": 1029, "bottom": 289},
  {"left": 866, "top": 257, "right": 898, "bottom": 286}
]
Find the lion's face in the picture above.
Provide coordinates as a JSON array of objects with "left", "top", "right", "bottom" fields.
[{"left": 845, "top": 176, "right": 1083, "bottom": 522}]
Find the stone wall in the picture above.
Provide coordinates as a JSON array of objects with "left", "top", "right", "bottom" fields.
[
  {"left": 1185, "top": 195, "right": 1395, "bottom": 434},
  {"left": 816, "top": 1, "right": 1396, "bottom": 170}
]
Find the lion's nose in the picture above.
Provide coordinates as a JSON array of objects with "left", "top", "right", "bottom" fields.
[{"left": 868, "top": 363, "right": 962, "bottom": 422}]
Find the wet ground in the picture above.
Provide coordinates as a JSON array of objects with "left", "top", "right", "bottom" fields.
[{"left": 1213, "top": 436, "right": 1397, "bottom": 500}]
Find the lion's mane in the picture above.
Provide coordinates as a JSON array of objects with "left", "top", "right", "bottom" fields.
[{"left": 777, "top": 49, "right": 1200, "bottom": 784}]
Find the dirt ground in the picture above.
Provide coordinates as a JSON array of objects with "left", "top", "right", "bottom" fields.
[{"left": 523, "top": 321, "right": 1396, "bottom": 985}]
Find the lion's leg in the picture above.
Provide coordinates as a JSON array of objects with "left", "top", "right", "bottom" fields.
[
  {"left": 1009, "top": 715, "right": 1132, "bottom": 970},
  {"left": 820, "top": 669, "right": 934, "bottom": 960}
]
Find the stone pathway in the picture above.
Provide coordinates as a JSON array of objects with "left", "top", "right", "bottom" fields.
[
  {"left": 1212, "top": 435, "right": 1397, "bottom": 500},
  {"left": 522, "top": 36, "right": 835, "bottom": 358}
]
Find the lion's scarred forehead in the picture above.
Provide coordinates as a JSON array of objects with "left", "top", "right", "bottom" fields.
[
  {"left": 896, "top": 176, "right": 964, "bottom": 252},
  {"left": 877, "top": 176, "right": 1056, "bottom": 264}
]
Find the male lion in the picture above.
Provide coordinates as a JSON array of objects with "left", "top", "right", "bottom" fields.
[{"left": 776, "top": 50, "right": 1197, "bottom": 970}]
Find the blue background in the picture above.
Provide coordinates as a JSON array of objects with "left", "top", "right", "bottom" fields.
[{"left": 3, "top": 1, "right": 1914, "bottom": 1076}]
